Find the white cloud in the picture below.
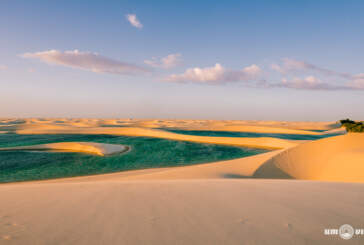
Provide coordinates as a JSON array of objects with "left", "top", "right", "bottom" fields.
[
  {"left": 243, "top": 64, "right": 261, "bottom": 76},
  {"left": 278, "top": 76, "right": 337, "bottom": 90},
  {"left": 20, "top": 51, "right": 364, "bottom": 91},
  {"left": 126, "top": 14, "right": 143, "bottom": 29},
  {"left": 167, "top": 63, "right": 225, "bottom": 83},
  {"left": 22, "top": 50, "right": 148, "bottom": 75},
  {"left": 144, "top": 53, "right": 182, "bottom": 69},
  {"left": 165, "top": 60, "right": 364, "bottom": 90},
  {"left": 165, "top": 63, "right": 262, "bottom": 84},
  {"left": 271, "top": 63, "right": 284, "bottom": 73},
  {"left": 0, "top": 65, "right": 7, "bottom": 70}
]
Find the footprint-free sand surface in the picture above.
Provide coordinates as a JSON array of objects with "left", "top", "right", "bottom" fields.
[
  {"left": 1, "top": 180, "right": 363, "bottom": 245},
  {"left": 0, "top": 119, "right": 363, "bottom": 245}
]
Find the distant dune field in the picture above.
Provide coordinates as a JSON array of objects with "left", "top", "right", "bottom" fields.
[{"left": 4, "top": 118, "right": 344, "bottom": 149}]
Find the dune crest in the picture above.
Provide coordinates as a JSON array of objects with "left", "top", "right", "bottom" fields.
[
  {"left": 14, "top": 125, "right": 300, "bottom": 149},
  {"left": 2, "top": 118, "right": 344, "bottom": 134},
  {"left": 0, "top": 142, "right": 129, "bottom": 156},
  {"left": 253, "top": 133, "right": 364, "bottom": 182}
]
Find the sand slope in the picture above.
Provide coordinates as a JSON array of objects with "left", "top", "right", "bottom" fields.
[
  {"left": 1, "top": 180, "right": 363, "bottom": 245},
  {"left": 0, "top": 142, "right": 129, "bottom": 156},
  {"left": 254, "top": 133, "right": 364, "bottom": 182}
]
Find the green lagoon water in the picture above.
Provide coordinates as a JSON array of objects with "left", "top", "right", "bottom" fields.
[
  {"left": 0, "top": 134, "right": 267, "bottom": 183},
  {"left": 163, "top": 129, "right": 341, "bottom": 140}
]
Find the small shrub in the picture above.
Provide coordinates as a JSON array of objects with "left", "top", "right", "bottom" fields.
[{"left": 340, "top": 119, "right": 364, "bottom": 133}]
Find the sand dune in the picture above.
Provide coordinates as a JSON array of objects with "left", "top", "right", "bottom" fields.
[
  {"left": 234, "top": 120, "right": 341, "bottom": 131},
  {"left": 14, "top": 124, "right": 302, "bottom": 149},
  {"left": 128, "top": 133, "right": 364, "bottom": 183},
  {"left": 1, "top": 120, "right": 363, "bottom": 244},
  {"left": 2, "top": 118, "right": 344, "bottom": 135},
  {"left": 0, "top": 142, "right": 129, "bottom": 156},
  {"left": 172, "top": 124, "right": 325, "bottom": 135},
  {"left": 254, "top": 133, "right": 364, "bottom": 182}
]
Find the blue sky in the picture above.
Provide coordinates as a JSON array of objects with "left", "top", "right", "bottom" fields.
[{"left": 1, "top": 0, "right": 364, "bottom": 120}]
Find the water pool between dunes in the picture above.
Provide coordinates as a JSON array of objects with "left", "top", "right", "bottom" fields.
[{"left": 0, "top": 134, "right": 267, "bottom": 183}]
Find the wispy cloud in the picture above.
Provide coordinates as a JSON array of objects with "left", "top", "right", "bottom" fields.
[
  {"left": 20, "top": 50, "right": 364, "bottom": 91},
  {"left": 22, "top": 50, "right": 149, "bottom": 75},
  {"left": 164, "top": 59, "right": 364, "bottom": 90},
  {"left": 145, "top": 53, "right": 182, "bottom": 69},
  {"left": 271, "top": 58, "right": 350, "bottom": 78},
  {"left": 274, "top": 76, "right": 347, "bottom": 90},
  {"left": 0, "top": 65, "right": 7, "bottom": 70},
  {"left": 126, "top": 14, "right": 143, "bottom": 29},
  {"left": 270, "top": 58, "right": 364, "bottom": 90},
  {"left": 165, "top": 63, "right": 262, "bottom": 84}
]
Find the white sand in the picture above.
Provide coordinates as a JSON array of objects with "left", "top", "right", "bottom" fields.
[
  {"left": 0, "top": 142, "right": 129, "bottom": 156},
  {"left": 0, "top": 119, "right": 363, "bottom": 244},
  {"left": 254, "top": 133, "right": 364, "bottom": 182},
  {"left": 1, "top": 180, "right": 363, "bottom": 245}
]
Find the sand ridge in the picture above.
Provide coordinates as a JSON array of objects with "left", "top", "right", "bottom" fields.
[
  {"left": 13, "top": 124, "right": 303, "bottom": 150},
  {"left": 254, "top": 133, "right": 364, "bottom": 182},
  {"left": 0, "top": 142, "right": 129, "bottom": 156},
  {"left": 1, "top": 118, "right": 344, "bottom": 134}
]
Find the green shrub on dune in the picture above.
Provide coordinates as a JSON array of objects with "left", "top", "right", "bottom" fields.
[{"left": 340, "top": 119, "right": 364, "bottom": 132}]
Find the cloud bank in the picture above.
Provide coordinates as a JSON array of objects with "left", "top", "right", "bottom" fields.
[
  {"left": 166, "top": 63, "right": 262, "bottom": 84},
  {"left": 0, "top": 65, "right": 7, "bottom": 70},
  {"left": 22, "top": 50, "right": 148, "bottom": 75},
  {"left": 144, "top": 53, "right": 182, "bottom": 69},
  {"left": 270, "top": 58, "right": 363, "bottom": 90},
  {"left": 20, "top": 50, "right": 364, "bottom": 91},
  {"left": 164, "top": 58, "right": 364, "bottom": 90},
  {"left": 126, "top": 14, "right": 143, "bottom": 29},
  {"left": 273, "top": 76, "right": 345, "bottom": 90}
]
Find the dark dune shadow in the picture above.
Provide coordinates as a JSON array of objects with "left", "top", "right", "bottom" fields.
[
  {"left": 253, "top": 159, "right": 293, "bottom": 179},
  {"left": 222, "top": 173, "right": 251, "bottom": 179}
]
